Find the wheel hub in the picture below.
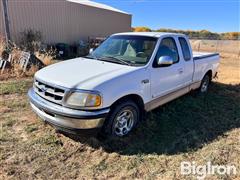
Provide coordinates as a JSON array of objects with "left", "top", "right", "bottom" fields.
[
  {"left": 201, "top": 76, "right": 209, "bottom": 92},
  {"left": 114, "top": 109, "right": 134, "bottom": 136}
]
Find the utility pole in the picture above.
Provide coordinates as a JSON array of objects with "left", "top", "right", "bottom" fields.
[{"left": 2, "top": 0, "right": 11, "bottom": 42}]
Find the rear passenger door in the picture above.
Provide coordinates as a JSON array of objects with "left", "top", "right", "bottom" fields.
[
  {"left": 150, "top": 36, "right": 186, "bottom": 98},
  {"left": 178, "top": 37, "right": 194, "bottom": 86}
]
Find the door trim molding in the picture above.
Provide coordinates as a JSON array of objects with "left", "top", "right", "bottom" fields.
[{"left": 145, "top": 81, "right": 201, "bottom": 112}]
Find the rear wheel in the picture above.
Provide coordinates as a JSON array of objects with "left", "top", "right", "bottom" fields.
[
  {"left": 199, "top": 74, "right": 210, "bottom": 93},
  {"left": 102, "top": 100, "right": 140, "bottom": 137}
]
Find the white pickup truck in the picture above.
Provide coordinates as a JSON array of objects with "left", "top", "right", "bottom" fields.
[{"left": 28, "top": 32, "right": 219, "bottom": 137}]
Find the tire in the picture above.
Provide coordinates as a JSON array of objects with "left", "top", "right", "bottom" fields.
[
  {"left": 101, "top": 100, "right": 140, "bottom": 137},
  {"left": 198, "top": 74, "right": 211, "bottom": 93}
]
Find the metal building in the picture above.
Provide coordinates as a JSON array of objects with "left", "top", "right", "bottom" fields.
[{"left": 0, "top": 0, "right": 132, "bottom": 44}]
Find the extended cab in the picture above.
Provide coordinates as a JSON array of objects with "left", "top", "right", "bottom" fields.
[{"left": 28, "top": 32, "right": 220, "bottom": 137}]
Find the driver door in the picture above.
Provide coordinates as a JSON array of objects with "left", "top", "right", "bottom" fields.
[{"left": 151, "top": 36, "right": 186, "bottom": 99}]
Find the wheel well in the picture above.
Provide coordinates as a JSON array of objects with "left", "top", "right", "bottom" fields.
[
  {"left": 110, "top": 94, "right": 145, "bottom": 121},
  {"left": 205, "top": 70, "right": 212, "bottom": 80},
  {"left": 111, "top": 94, "right": 145, "bottom": 112}
]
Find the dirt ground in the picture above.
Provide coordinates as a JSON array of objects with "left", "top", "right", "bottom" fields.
[{"left": 0, "top": 52, "right": 239, "bottom": 179}]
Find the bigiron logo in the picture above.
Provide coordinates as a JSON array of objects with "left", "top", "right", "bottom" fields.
[{"left": 180, "top": 161, "right": 237, "bottom": 179}]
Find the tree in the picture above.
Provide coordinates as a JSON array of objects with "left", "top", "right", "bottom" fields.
[
  {"left": 132, "top": 27, "right": 239, "bottom": 40},
  {"left": 133, "top": 27, "right": 152, "bottom": 32}
]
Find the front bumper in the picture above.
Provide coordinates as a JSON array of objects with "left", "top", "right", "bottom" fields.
[{"left": 28, "top": 88, "right": 110, "bottom": 132}]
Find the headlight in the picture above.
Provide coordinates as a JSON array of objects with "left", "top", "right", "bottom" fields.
[{"left": 65, "top": 91, "right": 102, "bottom": 107}]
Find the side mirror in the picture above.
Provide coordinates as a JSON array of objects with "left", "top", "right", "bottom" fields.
[
  {"left": 157, "top": 56, "right": 173, "bottom": 67},
  {"left": 89, "top": 48, "right": 94, "bottom": 54}
]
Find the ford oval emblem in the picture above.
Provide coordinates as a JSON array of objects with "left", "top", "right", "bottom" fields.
[{"left": 40, "top": 86, "right": 48, "bottom": 92}]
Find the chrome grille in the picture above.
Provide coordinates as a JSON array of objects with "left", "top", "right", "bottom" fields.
[{"left": 34, "top": 79, "right": 65, "bottom": 105}]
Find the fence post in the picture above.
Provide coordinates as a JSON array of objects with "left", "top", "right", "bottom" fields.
[
  {"left": 198, "top": 42, "right": 200, "bottom": 52},
  {"left": 215, "top": 40, "right": 218, "bottom": 52}
]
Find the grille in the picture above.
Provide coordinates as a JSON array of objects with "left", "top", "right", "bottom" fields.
[{"left": 34, "top": 79, "right": 65, "bottom": 105}]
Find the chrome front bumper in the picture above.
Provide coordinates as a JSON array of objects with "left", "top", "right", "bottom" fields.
[{"left": 28, "top": 88, "right": 110, "bottom": 130}]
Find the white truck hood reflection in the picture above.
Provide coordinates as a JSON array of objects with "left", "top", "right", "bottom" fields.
[{"left": 35, "top": 58, "right": 137, "bottom": 90}]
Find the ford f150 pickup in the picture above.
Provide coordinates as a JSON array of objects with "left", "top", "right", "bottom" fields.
[{"left": 28, "top": 32, "right": 220, "bottom": 137}]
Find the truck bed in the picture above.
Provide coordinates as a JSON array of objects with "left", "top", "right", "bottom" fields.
[
  {"left": 192, "top": 51, "right": 220, "bottom": 84},
  {"left": 193, "top": 52, "right": 219, "bottom": 60}
]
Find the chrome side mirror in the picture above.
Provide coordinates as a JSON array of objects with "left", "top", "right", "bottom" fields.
[
  {"left": 89, "top": 48, "right": 94, "bottom": 54},
  {"left": 157, "top": 56, "right": 173, "bottom": 66}
]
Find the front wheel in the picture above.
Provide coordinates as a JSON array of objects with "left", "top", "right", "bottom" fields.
[{"left": 102, "top": 100, "right": 140, "bottom": 137}]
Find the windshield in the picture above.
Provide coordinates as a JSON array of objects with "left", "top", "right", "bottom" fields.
[{"left": 87, "top": 35, "right": 157, "bottom": 66}]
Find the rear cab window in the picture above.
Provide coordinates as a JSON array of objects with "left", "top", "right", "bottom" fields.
[{"left": 178, "top": 37, "right": 191, "bottom": 61}]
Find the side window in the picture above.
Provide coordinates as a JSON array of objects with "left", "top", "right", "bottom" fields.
[
  {"left": 179, "top": 37, "right": 191, "bottom": 61},
  {"left": 154, "top": 37, "right": 179, "bottom": 67}
]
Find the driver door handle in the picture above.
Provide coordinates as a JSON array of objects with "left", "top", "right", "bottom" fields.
[
  {"left": 178, "top": 68, "right": 184, "bottom": 74},
  {"left": 141, "top": 79, "right": 149, "bottom": 84}
]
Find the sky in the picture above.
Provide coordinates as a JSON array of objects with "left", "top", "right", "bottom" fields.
[{"left": 94, "top": 0, "right": 240, "bottom": 33}]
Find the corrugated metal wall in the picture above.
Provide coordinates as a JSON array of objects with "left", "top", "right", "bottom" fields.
[
  {"left": 0, "top": 0, "right": 6, "bottom": 39},
  {"left": 0, "top": 0, "right": 131, "bottom": 44}
]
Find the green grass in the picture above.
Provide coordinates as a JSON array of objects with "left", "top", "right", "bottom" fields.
[
  {"left": 24, "top": 124, "right": 39, "bottom": 133},
  {"left": 2, "top": 118, "right": 16, "bottom": 127},
  {"left": 0, "top": 126, "right": 18, "bottom": 142},
  {"left": 33, "top": 134, "right": 63, "bottom": 146},
  {"left": 0, "top": 79, "right": 32, "bottom": 95},
  {"left": 0, "top": 99, "right": 29, "bottom": 111},
  {"left": 92, "top": 159, "right": 108, "bottom": 174}
]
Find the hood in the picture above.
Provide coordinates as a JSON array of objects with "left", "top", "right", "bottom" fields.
[{"left": 35, "top": 58, "right": 137, "bottom": 90}]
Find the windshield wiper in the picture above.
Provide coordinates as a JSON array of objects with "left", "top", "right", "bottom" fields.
[
  {"left": 99, "top": 56, "right": 132, "bottom": 66},
  {"left": 84, "top": 54, "right": 99, "bottom": 60},
  {"left": 84, "top": 54, "right": 102, "bottom": 60},
  {"left": 84, "top": 55, "right": 94, "bottom": 59}
]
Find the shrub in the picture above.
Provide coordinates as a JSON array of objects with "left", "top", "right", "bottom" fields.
[
  {"left": 133, "top": 26, "right": 152, "bottom": 32},
  {"left": 132, "top": 27, "right": 239, "bottom": 40},
  {"left": 35, "top": 50, "right": 56, "bottom": 66},
  {"left": 0, "top": 34, "right": 55, "bottom": 80},
  {"left": 20, "top": 29, "right": 42, "bottom": 53}
]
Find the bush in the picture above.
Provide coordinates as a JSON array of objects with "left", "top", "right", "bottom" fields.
[
  {"left": 132, "top": 26, "right": 152, "bottom": 32},
  {"left": 20, "top": 29, "right": 42, "bottom": 53},
  {"left": 0, "top": 34, "right": 55, "bottom": 80},
  {"left": 35, "top": 50, "right": 56, "bottom": 66},
  {"left": 132, "top": 27, "right": 239, "bottom": 40},
  {"left": 221, "top": 32, "right": 240, "bottom": 40}
]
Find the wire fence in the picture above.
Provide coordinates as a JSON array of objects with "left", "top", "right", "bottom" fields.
[{"left": 189, "top": 38, "right": 240, "bottom": 58}]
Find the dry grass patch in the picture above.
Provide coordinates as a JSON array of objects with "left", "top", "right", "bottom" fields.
[{"left": 35, "top": 51, "right": 56, "bottom": 66}]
